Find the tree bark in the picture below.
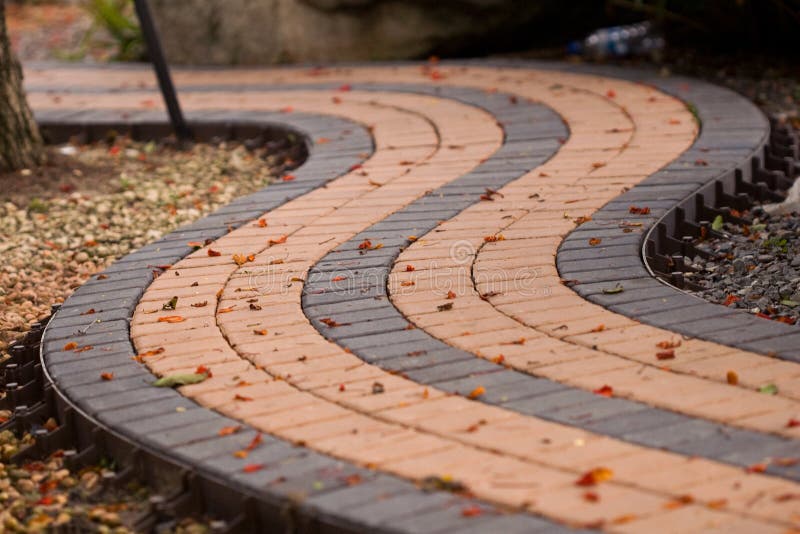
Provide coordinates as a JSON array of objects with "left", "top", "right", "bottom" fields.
[{"left": 0, "top": 0, "right": 43, "bottom": 172}]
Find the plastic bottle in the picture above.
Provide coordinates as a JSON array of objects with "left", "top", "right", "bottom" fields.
[{"left": 568, "top": 21, "right": 665, "bottom": 60}]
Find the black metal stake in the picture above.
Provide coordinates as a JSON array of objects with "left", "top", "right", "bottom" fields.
[{"left": 133, "top": 0, "right": 192, "bottom": 141}]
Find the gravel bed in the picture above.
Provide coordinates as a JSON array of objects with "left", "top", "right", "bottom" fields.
[
  {"left": 0, "top": 136, "right": 297, "bottom": 361},
  {"left": 0, "top": 135, "right": 296, "bottom": 532},
  {"left": 688, "top": 206, "right": 800, "bottom": 326}
]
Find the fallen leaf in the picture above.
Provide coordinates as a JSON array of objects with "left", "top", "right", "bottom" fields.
[
  {"left": 63, "top": 342, "right": 78, "bottom": 351},
  {"left": 602, "top": 285, "right": 624, "bottom": 294},
  {"left": 461, "top": 505, "right": 482, "bottom": 517},
  {"left": 400, "top": 281, "right": 415, "bottom": 287},
  {"left": 191, "top": 301, "right": 208, "bottom": 308},
  {"left": 467, "top": 386, "right": 485, "bottom": 399},
  {"left": 593, "top": 385, "right": 613, "bottom": 397},
  {"left": 331, "top": 275, "right": 347, "bottom": 282},
  {"left": 446, "top": 291, "right": 457, "bottom": 299},
  {"left": 100, "top": 372, "right": 114, "bottom": 381},
  {"left": 358, "top": 239, "right": 372, "bottom": 250},
  {"left": 787, "top": 418, "right": 800, "bottom": 428},
  {"left": 208, "top": 248, "right": 222, "bottom": 257},
  {"left": 242, "top": 464, "right": 264, "bottom": 473},
  {"left": 257, "top": 218, "right": 267, "bottom": 228},
  {"left": 245, "top": 432, "right": 263, "bottom": 451},
  {"left": 575, "top": 467, "right": 614, "bottom": 486},
  {"left": 158, "top": 315, "right": 185, "bottom": 323},
  {"left": 372, "top": 382, "right": 385, "bottom": 394},
  {"left": 711, "top": 215, "right": 724, "bottom": 232},
  {"left": 218, "top": 425, "right": 242, "bottom": 436},
  {"left": 491, "top": 354, "right": 505, "bottom": 364},
  {"left": 723, "top": 294, "right": 740, "bottom": 306},
  {"left": 759, "top": 384, "right": 778, "bottom": 395},
  {"left": 81, "top": 308, "right": 96, "bottom": 315},
  {"left": 321, "top": 318, "right": 347, "bottom": 327},
  {"left": 588, "top": 237, "right": 602, "bottom": 246},
  {"left": 254, "top": 329, "right": 268, "bottom": 336},
  {"left": 746, "top": 463, "right": 768, "bottom": 473},
  {"left": 591, "top": 324, "right": 605, "bottom": 333},
  {"left": 136, "top": 347, "right": 165, "bottom": 358},
  {"left": 162, "top": 296, "right": 178, "bottom": 310},
  {"left": 233, "top": 253, "right": 254, "bottom": 266},
  {"left": 195, "top": 365, "right": 212, "bottom": 377},
  {"left": 74, "top": 345, "right": 94, "bottom": 353},
  {"left": 656, "top": 349, "right": 675, "bottom": 360},
  {"left": 268, "top": 235, "right": 288, "bottom": 246},
  {"left": 218, "top": 306, "right": 236, "bottom": 314},
  {"left": 282, "top": 174, "right": 295, "bottom": 181},
  {"left": 656, "top": 340, "right": 681, "bottom": 349},
  {"left": 234, "top": 394, "right": 253, "bottom": 401},
  {"left": 405, "top": 265, "right": 415, "bottom": 272},
  {"left": 483, "top": 234, "right": 505, "bottom": 242},
  {"left": 726, "top": 371, "right": 739, "bottom": 385},
  {"left": 421, "top": 475, "right": 468, "bottom": 493},
  {"left": 153, "top": 372, "right": 209, "bottom": 387},
  {"left": 249, "top": 303, "right": 262, "bottom": 311},
  {"left": 344, "top": 474, "right": 363, "bottom": 486},
  {"left": 339, "top": 383, "right": 346, "bottom": 392},
  {"left": 628, "top": 205, "right": 651, "bottom": 215},
  {"left": 437, "top": 302, "right": 454, "bottom": 312},
  {"left": 583, "top": 491, "right": 600, "bottom": 502},
  {"left": 664, "top": 494, "right": 694, "bottom": 510},
  {"left": 591, "top": 162, "right": 606, "bottom": 169}
]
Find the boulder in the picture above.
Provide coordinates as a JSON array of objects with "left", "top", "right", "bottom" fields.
[{"left": 148, "top": 0, "right": 545, "bottom": 64}]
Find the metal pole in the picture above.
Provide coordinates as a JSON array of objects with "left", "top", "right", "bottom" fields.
[{"left": 133, "top": 0, "right": 192, "bottom": 141}]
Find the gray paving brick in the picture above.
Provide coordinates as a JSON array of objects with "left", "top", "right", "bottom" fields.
[
  {"left": 583, "top": 407, "right": 686, "bottom": 438},
  {"left": 405, "top": 358, "right": 501, "bottom": 383}
]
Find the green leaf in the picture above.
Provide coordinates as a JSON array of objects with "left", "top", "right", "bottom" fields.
[
  {"left": 602, "top": 284, "right": 625, "bottom": 294},
  {"left": 758, "top": 384, "right": 778, "bottom": 395},
  {"left": 162, "top": 296, "right": 178, "bottom": 311},
  {"left": 780, "top": 300, "right": 799, "bottom": 308},
  {"left": 711, "top": 215, "right": 724, "bottom": 232},
  {"left": 153, "top": 373, "right": 208, "bottom": 387}
]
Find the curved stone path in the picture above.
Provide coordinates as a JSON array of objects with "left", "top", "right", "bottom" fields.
[{"left": 28, "top": 61, "right": 800, "bottom": 532}]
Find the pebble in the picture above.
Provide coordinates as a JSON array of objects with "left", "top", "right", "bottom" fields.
[{"left": 689, "top": 207, "right": 800, "bottom": 325}]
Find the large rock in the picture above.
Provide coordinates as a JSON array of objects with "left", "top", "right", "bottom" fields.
[{"left": 149, "top": 0, "right": 545, "bottom": 64}]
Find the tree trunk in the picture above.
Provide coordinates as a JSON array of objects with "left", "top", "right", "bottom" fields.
[{"left": 0, "top": 0, "right": 43, "bottom": 172}]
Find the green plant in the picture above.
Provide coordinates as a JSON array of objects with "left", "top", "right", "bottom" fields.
[{"left": 83, "top": 0, "right": 144, "bottom": 61}]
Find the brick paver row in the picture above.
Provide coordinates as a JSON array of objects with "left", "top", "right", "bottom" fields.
[
  {"left": 37, "top": 88, "right": 570, "bottom": 532},
  {"left": 30, "top": 62, "right": 800, "bottom": 532}
]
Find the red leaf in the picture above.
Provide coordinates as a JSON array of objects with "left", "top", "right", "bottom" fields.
[
  {"left": 787, "top": 418, "right": 800, "bottom": 428},
  {"left": 656, "top": 350, "right": 675, "bottom": 360},
  {"left": 245, "top": 432, "right": 263, "bottom": 451},
  {"left": 575, "top": 467, "right": 613, "bottom": 486},
  {"left": 100, "top": 372, "right": 114, "bottom": 381},
  {"left": 207, "top": 248, "right": 222, "bottom": 257},
  {"left": 593, "top": 385, "right": 613, "bottom": 397},
  {"left": 461, "top": 505, "right": 482, "bottom": 517},
  {"left": 242, "top": 463, "right": 264, "bottom": 473},
  {"left": 195, "top": 365, "right": 212, "bottom": 377}
]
